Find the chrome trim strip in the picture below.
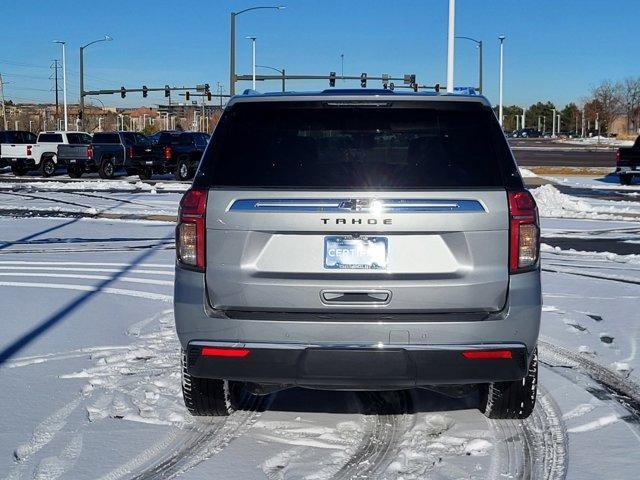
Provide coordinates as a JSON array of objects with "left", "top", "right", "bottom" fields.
[
  {"left": 229, "top": 198, "right": 485, "bottom": 213},
  {"left": 189, "top": 340, "right": 525, "bottom": 351}
]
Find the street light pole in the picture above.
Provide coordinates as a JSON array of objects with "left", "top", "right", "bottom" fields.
[
  {"left": 498, "top": 35, "right": 505, "bottom": 128},
  {"left": 54, "top": 40, "right": 68, "bottom": 131},
  {"left": 229, "top": 5, "right": 285, "bottom": 96},
  {"left": 446, "top": 0, "right": 456, "bottom": 93},
  {"left": 246, "top": 36, "right": 257, "bottom": 90},
  {"left": 455, "top": 36, "right": 483, "bottom": 93},
  {"left": 79, "top": 35, "right": 112, "bottom": 130}
]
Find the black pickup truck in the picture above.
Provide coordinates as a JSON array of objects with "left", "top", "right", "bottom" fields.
[
  {"left": 616, "top": 136, "right": 640, "bottom": 185},
  {"left": 150, "top": 131, "right": 209, "bottom": 180},
  {"left": 90, "top": 132, "right": 160, "bottom": 179}
]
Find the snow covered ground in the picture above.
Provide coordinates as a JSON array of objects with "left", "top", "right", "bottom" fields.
[
  {"left": 560, "top": 137, "right": 635, "bottom": 147},
  {"left": 0, "top": 183, "right": 639, "bottom": 479}
]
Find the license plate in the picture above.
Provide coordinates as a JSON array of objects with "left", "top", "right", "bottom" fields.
[
  {"left": 324, "top": 236, "right": 387, "bottom": 270},
  {"left": 69, "top": 159, "right": 76, "bottom": 163},
  {"left": 11, "top": 158, "right": 17, "bottom": 162},
  {"left": 145, "top": 161, "right": 153, "bottom": 165}
]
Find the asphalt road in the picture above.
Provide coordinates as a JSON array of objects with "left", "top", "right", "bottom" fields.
[{"left": 512, "top": 148, "right": 615, "bottom": 167}]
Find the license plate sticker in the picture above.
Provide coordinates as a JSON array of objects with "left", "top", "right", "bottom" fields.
[{"left": 324, "top": 236, "right": 387, "bottom": 270}]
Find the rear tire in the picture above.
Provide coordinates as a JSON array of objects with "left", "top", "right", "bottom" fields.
[
  {"left": 175, "top": 157, "right": 192, "bottom": 181},
  {"left": 480, "top": 348, "right": 538, "bottom": 419},
  {"left": 620, "top": 174, "right": 633, "bottom": 185},
  {"left": 11, "top": 165, "right": 27, "bottom": 176},
  {"left": 41, "top": 157, "right": 56, "bottom": 177},
  {"left": 67, "top": 166, "right": 82, "bottom": 178},
  {"left": 98, "top": 158, "right": 115, "bottom": 179},
  {"left": 138, "top": 167, "right": 153, "bottom": 180},
  {"left": 181, "top": 350, "right": 244, "bottom": 417}
]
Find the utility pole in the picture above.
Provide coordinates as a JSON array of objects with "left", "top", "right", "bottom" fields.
[
  {"left": 522, "top": 107, "right": 526, "bottom": 129},
  {"left": 0, "top": 74, "right": 7, "bottom": 130},
  {"left": 552, "top": 108, "right": 556, "bottom": 137},
  {"left": 51, "top": 59, "right": 60, "bottom": 118},
  {"left": 446, "top": 0, "right": 456, "bottom": 93}
]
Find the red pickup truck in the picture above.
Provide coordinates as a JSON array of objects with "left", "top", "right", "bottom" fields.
[{"left": 616, "top": 136, "right": 640, "bottom": 185}]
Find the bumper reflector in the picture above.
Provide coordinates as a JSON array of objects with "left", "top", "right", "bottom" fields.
[
  {"left": 201, "top": 347, "right": 251, "bottom": 358},
  {"left": 462, "top": 350, "right": 512, "bottom": 360}
]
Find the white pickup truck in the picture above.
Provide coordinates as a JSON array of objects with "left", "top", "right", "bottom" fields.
[{"left": 0, "top": 131, "right": 90, "bottom": 177}]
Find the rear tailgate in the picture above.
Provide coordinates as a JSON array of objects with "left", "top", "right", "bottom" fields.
[
  {"left": 205, "top": 190, "right": 508, "bottom": 313},
  {"left": 1, "top": 144, "right": 29, "bottom": 159},
  {"left": 57, "top": 144, "right": 90, "bottom": 161},
  {"left": 199, "top": 100, "right": 520, "bottom": 314}
]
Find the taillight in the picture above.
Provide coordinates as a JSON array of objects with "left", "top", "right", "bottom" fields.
[
  {"left": 164, "top": 146, "right": 172, "bottom": 159},
  {"left": 616, "top": 149, "right": 621, "bottom": 166},
  {"left": 128, "top": 146, "right": 135, "bottom": 158},
  {"left": 176, "top": 189, "right": 207, "bottom": 271},
  {"left": 508, "top": 190, "right": 539, "bottom": 273},
  {"left": 26, "top": 145, "right": 32, "bottom": 156},
  {"left": 87, "top": 145, "right": 93, "bottom": 159}
]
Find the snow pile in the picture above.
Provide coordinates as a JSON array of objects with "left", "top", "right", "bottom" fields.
[
  {"left": 531, "top": 184, "right": 640, "bottom": 220},
  {"left": 541, "top": 243, "right": 640, "bottom": 265},
  {"left": 562, "top": 136, "right": 635, "bottom": 147},
  {"left": 0, "top": 180, "right": 189, "bottom": 193},
  {"left": 519, "top": 168, "right": 538, "bottom": 178}
]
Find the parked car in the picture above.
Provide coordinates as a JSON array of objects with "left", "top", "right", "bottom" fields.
[
  {"left": 174, "top": 89, "right": 542, "bottom": 420},
  {"left": 0, "top": 131, "right": 89, "bottom": 177},
  {"left": 90, "top": 131, "right": 159, "bottom": 179},
  {"left": 512, "top": 128, "right": 541, "bottom": 138},
  {"left": 151, "top": 131, "right": 210, "bottom": 180},
  {"left": 616, "top": 136, "right": 640, "bottom": 185},
  {"left": 0, "top": 131, "right": 38, "bottom": 173},
  {"left": 56, "top": 132, "right": 94, "bottom": 178}
]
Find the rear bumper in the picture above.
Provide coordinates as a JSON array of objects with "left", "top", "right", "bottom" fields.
[
  {"left": 186, "top": 341, "right": 528, "bottom": 387},
  {"left": 175, "top": 267, "right": 541, "bottom": 387},
  {"left": 129, "top": 157, "right": 164, "bottom": 169},
  {"left": 58, "top": 158, "right": 95, "bottom": 169},
  {"left": 4, "top": 157, "right": 35, "bottom": 169}
]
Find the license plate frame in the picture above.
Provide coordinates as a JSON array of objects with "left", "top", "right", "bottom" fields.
[{"left": 324, "top": 236, "right": 388, "bottom": 270}]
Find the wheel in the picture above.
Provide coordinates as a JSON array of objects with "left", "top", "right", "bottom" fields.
[
  {"left": 98, "top": 158, "right": 115, "bottom": 179},
  {"left": 10, "top": 165, "right": 27, "bottom": 176},
  {"left": 41, "top": 157, "right": 56, "bottom": 177},
  {"left": 67, "top": 166, "right": 82, "bottom": 178},
  {"left": 181, "top": 350, "right": 247, "bottom": 417},
  {"left": 620, "top": 174, "right": 633, "bottom": 185},
  {"left": 479, "top": 348, "right": 538, "bottom": 419},
  {"left": 175, "top": 157, "right": 192, "bottom": 181},
  {"left": 138, "top": 167, "right": 153, "bottom": 180}
]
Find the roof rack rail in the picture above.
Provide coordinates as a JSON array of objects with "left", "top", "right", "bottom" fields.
[{"left": 241, "top": 89, "right": 261, "bottom": 96}]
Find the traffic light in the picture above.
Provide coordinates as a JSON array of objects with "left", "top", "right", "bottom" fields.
[
  {"left": 329, "top": 71, "right": 336, "bottom": 87},
  {"left": 120, "top": 86, "right": 126, "bottom": 98},
  {"left": 413, "top": 83, "right": 418, "bottom": 93},
  {"left": 204, "top": 83, "right": 210, "bottom": 94},
  {"left": 164, "top": 85, "right": 170, "bottom": 97},
  {"left": 142, "top": 85, "right": 148, "bottom": 98},
  {"left": 207, "top": 91, "right": 212, "bottom": 101},
  {"left": 360, "top": 73, "right": 367, "bottom": 88},
  {"left": 434, "top": 83, "right": 440, "bottom": 93},
  {"left": 389, "top": 82, "right": 395, "bottom": 91},
  {"left": 382, "top": 74, "right": 389, "bottom": 89},
  {"left": 185, "top": 91, "right": 190, "bottom": 101}
]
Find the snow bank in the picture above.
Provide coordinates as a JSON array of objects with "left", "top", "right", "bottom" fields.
[
  {"left": 519, "top": 168, "right": 538, "bottom": 178},
  {"left": 561, "top": 136, "right": 635, "bottom": 147},
  {"left": 531, "top": 184, "right": 640, "bottom": 220},
  {"left": 0, "top": 180, "right": 189, "bottom": 193}
]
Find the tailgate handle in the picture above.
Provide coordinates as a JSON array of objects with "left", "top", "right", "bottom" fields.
[{"left": 321, "top": 290, "right": 391, "bottom": 305}]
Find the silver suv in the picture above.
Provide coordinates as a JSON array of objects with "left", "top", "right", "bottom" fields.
[{"left": 174, "top": 89, "right": 541, "bottom": 419}]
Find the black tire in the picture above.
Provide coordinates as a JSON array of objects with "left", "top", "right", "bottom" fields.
[
  {"left": 67, "top": 166, "right": 82, "bottom": 178},
  {"left": 10, "top": 165, "right": 27, "bottom": 176},
  {"left": 98, "top": 158, "right": 115, "bottom": 179},
  {"left": 41, "top": 157, "right": 56, "bottom": 177},
  {"left": 181, "top": 350, "right": 243, "bottom": 417},
  {"left": 175, "top": 157, "right": 192, "bottom": 181},
  {"left": 620, "top": 174, "right": 633, "bottom": 185},
  {"left": 480, "top": 348, "right": 538, "bottom": 419},
  {"left": 138, "top": 167, "right": 153, "bottom": 180}
]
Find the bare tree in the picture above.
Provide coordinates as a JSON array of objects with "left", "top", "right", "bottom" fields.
[
  {"left": 590, "top": 80, "right": 623, "bottom": 134},
  {"left": 621, "top": 76, "right": 640, "bottom": 134}
]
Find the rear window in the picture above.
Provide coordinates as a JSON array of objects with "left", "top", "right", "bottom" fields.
[
  {"left": 38, "top": 133, "right": 63, "bottom": 143},
  {"left": 198, "top": 101, "right": 517, "bottom": 189},
  {"left": 92, "top": 133, "right": 121, "bottom": 144},
  {"left": 67, "top": 133, "right": 92, "bottom": 144}
]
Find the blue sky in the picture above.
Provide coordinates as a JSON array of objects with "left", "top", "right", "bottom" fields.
[{"left": 1, "top": 0, "right": 637, "bottom": 109}]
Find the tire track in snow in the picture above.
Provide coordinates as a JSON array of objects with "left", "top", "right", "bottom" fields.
[{"left": 333, "top": 390, "right": 414, "bottom": 480}]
